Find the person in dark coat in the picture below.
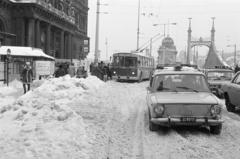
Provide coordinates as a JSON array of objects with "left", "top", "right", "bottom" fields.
[
  {"left": 76, "top": 66, "right": 88, "bottom": 78},
  {"left": 234, "top": 65, "right": 240, "bottom": 73},
  {"left": 21, "top": 62, "right": 33, "bottom": 94},
  {"left": 54, "top": 65, "right": 66, "bottom": 78}
]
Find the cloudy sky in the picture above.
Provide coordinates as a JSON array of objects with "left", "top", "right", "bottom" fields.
[{"left": 87, "top": 0, "right": 240, "bottom": 60}]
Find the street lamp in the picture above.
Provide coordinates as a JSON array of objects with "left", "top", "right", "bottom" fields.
[
  {"left": 6, "top": 48, "right": 11, "bottom": 86},
  {"left": 227, "top": 44, "right": 237, "bottom": 67},
  {"left": 153, "top": 22, "right": 177, "bottom": 37}
]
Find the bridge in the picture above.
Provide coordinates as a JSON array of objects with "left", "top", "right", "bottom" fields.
[{"left": 186, "top": 17, "right": 227, "bottom": 69}]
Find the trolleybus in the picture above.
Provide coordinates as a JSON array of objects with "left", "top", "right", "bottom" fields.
[{"left": 111, "top": 52, "right": 155, "bottom": 82}]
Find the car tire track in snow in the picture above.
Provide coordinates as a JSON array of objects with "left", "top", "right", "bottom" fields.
[{"left": 70, "top": 80, "right": 240, "bottom": 159}]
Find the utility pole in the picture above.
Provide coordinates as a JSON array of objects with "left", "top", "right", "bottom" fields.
[
  {"left": 105, "top": 38, "right": 108, "bottom": 61},
  {"left": 150, "top": 38, "right": 152, "bottom": 56},
  {"left": 94, "top": 0, "right": 100, "bottom": 64},
  {"left": 94, "top": 0, "right": 108, "bottom": 64},
  {"left": 136, "top": 0, "right": 141, "bottom": 50}
]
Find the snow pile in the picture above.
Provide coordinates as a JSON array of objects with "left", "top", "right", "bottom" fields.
[
  {"left": 0, "top": 75, "right": 105, "bottom": 159},
  {"left": 0, "top": 81, "right": 20, "bottom": 108}
]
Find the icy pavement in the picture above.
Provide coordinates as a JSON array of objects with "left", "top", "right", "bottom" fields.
[{"left": 1, "top": 77, "right": 240, "bottom": 159}]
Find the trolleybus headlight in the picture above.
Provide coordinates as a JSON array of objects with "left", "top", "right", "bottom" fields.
[
  {"left": 153, "top": 104, "right": 165, "bottom": 116},
  {"left": 210, "top": 105, "right": 221, "bottom": 116}
]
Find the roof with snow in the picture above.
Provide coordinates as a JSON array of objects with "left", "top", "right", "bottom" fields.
[{"left": 0, "top": 46, "right": 54, "bottom": 60}]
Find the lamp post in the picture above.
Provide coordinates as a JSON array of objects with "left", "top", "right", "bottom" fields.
[
  {"left": 227, "top": 44, "right": 237, "bottom": 67},
  {"left": 6, "top": 48, "right": 11, "bottom": 86}
]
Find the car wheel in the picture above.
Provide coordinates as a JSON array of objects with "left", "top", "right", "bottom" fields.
[
  {"left": 148, "top": 109, "right": 159, "bottom": 131},
  {"left": 210, "top": 124, "right": 222, "bottom": 135},
  {"left": 225, "top": 94, "right": 236, "bottom": 112}
]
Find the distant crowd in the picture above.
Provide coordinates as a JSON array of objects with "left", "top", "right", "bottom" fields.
[
  {"left": 54, "top": 61, "right": 112, "bottom": 82},
  {"left": 90, "top": 61, "right": 112, "bottom": 81}
]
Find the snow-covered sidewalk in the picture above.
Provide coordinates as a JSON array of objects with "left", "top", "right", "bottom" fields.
[{"left": 0, "top": 76, "right": 104, "bottom": 159}]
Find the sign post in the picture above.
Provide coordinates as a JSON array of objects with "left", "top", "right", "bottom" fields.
[{"left": 6, "top": 49, "right": 11, "bottom": 86}]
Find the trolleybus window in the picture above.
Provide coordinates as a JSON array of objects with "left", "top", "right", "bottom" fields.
[{"left": 125, "top": 57, "right": 137, "bottom": 67}]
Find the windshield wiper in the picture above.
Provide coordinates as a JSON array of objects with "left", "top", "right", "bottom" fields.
[{"left": 176, "top": 86, "right": 199, "bottom": 92}]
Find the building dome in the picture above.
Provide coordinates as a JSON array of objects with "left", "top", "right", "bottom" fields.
[{"left": 162, "top": 36, "right": 175, "bottom": 48}]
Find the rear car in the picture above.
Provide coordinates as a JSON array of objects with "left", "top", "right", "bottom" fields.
[
  {"left": 222, "top": 71, "right": 240, "bottom": 112},
  {"left": 147, "top": 65, "right": 223, "bottom": 134},
  {"left": 205, "top": 68, "right": 234, "bottom": 98}
]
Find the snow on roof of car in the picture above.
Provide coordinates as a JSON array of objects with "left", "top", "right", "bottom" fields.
[
  {"left": 153, "top": 66, "right": 203, "bottom": 75},
  {"left": 0, "top": 46, "right": 55, "bottom": 60}
]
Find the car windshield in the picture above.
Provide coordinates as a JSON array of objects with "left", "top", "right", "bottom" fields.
[
  {"left": 207, "top": 71, "right": 234, "bottom": 80},
  {"left": 152, "top": 74, "right": 210, "bottom": 92}
]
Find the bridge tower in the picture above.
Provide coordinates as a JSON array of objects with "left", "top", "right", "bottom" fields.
[
  {"left": 186, "top": 18, "right": 192, "bottom": 64},
  {"left": 186, "top": 17, "right": 225, "bottom": 68}
]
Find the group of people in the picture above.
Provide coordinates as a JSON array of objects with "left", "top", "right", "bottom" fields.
[
  {"left": 54, "top": 63, "right": 88, "bottom": 78},
  {"left": 20, "top": 62, "right": 88, "bottom": 94},
  {"left": 90, "top": 61, "right": 112, "bottom": 81},
  {"left": 20, "top": 61, "right": 112, "bottom": 94}
]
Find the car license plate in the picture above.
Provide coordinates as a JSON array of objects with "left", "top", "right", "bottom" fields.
[{"left": 181, "top": 117, "right": 196, "bottom": 122}]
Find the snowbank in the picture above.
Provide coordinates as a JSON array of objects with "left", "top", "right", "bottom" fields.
[{"left": 0, "top": 75, "right": 105, "bottom": 159}]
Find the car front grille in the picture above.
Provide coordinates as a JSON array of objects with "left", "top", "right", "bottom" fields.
[{"left": 163, "top": 104, "right": 212, "bottom": 117}]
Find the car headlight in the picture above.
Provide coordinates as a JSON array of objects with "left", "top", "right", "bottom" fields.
[
  {"left": 132, "top": 72, "right": 135, "bottom": 75},
  {"left": 113, "top": 71, "right": 116, "bottom": 74},
  {"left": 152, "top": 104, "right": 165, "bottom": 116},
  {"left": 210, "top": 105, "right": 221, "bottom": 116}
]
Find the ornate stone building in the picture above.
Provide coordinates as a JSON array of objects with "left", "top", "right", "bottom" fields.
[
  {"left": 157, "top": 36, "right": 177, "bottom": 65},
  {"left": 0, "top": 0, "right": 89, "bottom": 60}
]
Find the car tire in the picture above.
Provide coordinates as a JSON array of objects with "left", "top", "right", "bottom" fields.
[
  {"left": 210, "top": 124, "right": 222, "bottom": 135},
  {"left": 225, "top": 94, "right": 236, "bottom": 112},
  {"left": 148, "top": 109, "right": 159, "bottom": 131}
]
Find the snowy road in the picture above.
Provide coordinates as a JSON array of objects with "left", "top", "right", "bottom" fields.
[
  {"left": 73, "top": 80, "right": 240, "bottom": 159},
  {"left": 2, "top": 78, "right": 240, "bottom": 159}
]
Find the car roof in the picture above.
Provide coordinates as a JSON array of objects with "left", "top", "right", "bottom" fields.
[
  {"left": 153, "top": 66, "right": 205, "bottom": 76},
  {"left": 205, "top": 69, "right": 233, "bottom": 72}
]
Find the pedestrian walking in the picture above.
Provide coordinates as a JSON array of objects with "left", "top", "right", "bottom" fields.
[{"left": 21, "top": 62, "right": 33, "bottom": 94}]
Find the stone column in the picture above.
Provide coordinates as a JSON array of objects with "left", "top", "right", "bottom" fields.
[
  {"left": 27, "top": 18, "right": 35, "bottom": 47},
  {"left": 46, "top": 24, "right": 51, "bottom": 55},
  {"left": 35, "top": 20, "right": 41, "bottom": 48},
  {"left": 60, "top": 30, "right": 65, "bottom": 59},
  {"left": 68, "top": 33, "right": 72, "bottom": 60},
  {"left": 16, "top": 18, "right": 25, "bottom": 46}
]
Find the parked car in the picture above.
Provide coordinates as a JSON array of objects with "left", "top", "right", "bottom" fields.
[
  {"left": 205, "top": 68, "right": 234, "bottom": 98},
  {"left": 147, "top": 65, "right": 223, "bottom": 134},
  {"left": 222, "top": 71, "right": 240, "bottom": 112}
]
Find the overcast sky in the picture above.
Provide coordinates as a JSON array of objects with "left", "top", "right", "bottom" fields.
[{"left": 87, "top": 0, "right": 240, "bottom": 60}]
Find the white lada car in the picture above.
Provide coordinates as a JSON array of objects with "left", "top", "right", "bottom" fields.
[{"left": 147, "top": 65, "right": 223, "bottom": 134}]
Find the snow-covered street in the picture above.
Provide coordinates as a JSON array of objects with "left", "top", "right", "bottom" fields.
[{"left": 1, "top": 77, "right": 240, "bottom": 159}]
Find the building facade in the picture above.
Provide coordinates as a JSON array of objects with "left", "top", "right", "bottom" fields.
[
  {"left": 157, "top": 36, "right": 177, "bottom": 65},
  {"left": 0, "top": 0, "right": 89, "bottom": 60}
]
